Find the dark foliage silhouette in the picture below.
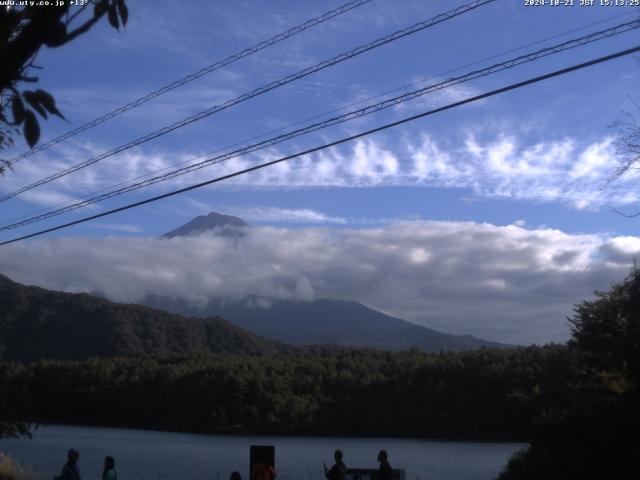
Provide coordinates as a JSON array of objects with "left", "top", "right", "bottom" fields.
[
  {"left": 0, "top": 0, "right": 128, "bottom": 172},
  {"left": 499, "top": 266, "right": 640, "bottom": 479}
]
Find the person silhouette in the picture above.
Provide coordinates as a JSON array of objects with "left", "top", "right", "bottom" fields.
[
  {"left": 377, "top": 450, "right": 392, "bottom": 480},
  {"left": 324, "top": 449, "right": 346, "bottom": 480},
  {"left": 60, "top": 449, "right": 80, "bottom": 480},
  {"left": 102, "top": 456, "right": 116, "bottom": 480}
]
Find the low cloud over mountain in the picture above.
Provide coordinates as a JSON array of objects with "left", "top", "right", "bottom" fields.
[{"left": 1, "top": 220, "right": 638, "bottom": 344}]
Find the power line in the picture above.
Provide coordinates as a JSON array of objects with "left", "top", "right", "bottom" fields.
[
  {"left": 3, "top": 18, "right": 638, "bottom": 230},
  {"left": 5, "top": 0, "right": 373, "bottom": 166},
  {"left": 4, "top": 9, "right": 633, "bottom": 229},
  {"left": 1, "top": 44, "right": 637, "bottom": 247},
  {"left": 0, "top": 0, "right": 497, "bottom": 204}
]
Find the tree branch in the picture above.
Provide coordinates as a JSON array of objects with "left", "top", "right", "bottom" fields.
[
  {"left": 65, "top": 4, "right": 90, "bottom": 26},
  {"left": 63, "top": 10, "right": 107, "bottom": 44}
]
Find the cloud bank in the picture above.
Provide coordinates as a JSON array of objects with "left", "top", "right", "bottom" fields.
[{"left": 1, "top": 221, "right": 638, "bottom": 344}]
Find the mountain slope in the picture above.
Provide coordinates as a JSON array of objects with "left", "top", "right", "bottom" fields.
[
  {"left": 162, "top": 212, "right": 248, "bottom": 238},
  {"left": 156, "top": 211, "right": 511, "bottom": 351},
  {"left": 0, "top": 275, "right": 279, "bottom": 361},
  {"left": 144, "top": 296, "right": 511, "bottom": 351}
]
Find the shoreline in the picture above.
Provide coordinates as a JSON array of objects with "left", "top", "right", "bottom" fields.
[{"left": 6, "top": 422, "right": 529, "bottom": 445}]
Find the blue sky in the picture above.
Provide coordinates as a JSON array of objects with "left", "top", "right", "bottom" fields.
[{"left": 1, "top": 0, "right": 640, "bottom": 343}]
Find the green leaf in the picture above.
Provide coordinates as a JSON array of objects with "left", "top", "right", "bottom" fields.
[
  {"left": 23, "top": 110, "right": 40, "bottom": 148},
  {"left": 11, "top": 95, "right": 25, "bottom": 125},
  {"left": 117, "top": 0, "right": 128, "bottom": 26},
  {"left": 108, "top": 3, "right": 120, "bottom": 30},
  {"left": 23, "top": 91, "right": 47, "bottom": 119},
  {"left": 34, "top": 89, "right": 66, "bottom": 120}
]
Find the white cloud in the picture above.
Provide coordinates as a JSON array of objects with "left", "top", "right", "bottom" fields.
[
  {"left": 394, "top": 80, "right": 486, "bottom": 114},
  {"left": 4, "top": 132, "right": 639, "bottom": 214},
  {"left": 170, "top": 202, "right": 348, "bottom": 225},
  {"left": 1, "top": 221, "right": 638, "bottom": 345},
  {"left": 90, "top": 223, "right": 144, "bottom": 233},
  {"left": 54, "top": 84, "right": 239, "bottom": 126},
  {"left": 223, "top": 206, "right": 346, "bottom": 224}
]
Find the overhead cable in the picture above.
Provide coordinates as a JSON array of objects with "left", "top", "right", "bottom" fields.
[
  {"left": 0, "top": 0, "right": 497, "bottom": 204},
  {"left": 3, "top": 19, "right": 637, "bottom": 230},
  {"left": 5, "top": 8, "right": 632, "bottom": 228},
  {"left": 1, "top": 44, "right": 637, "bottom": 246},
  {"left": 5, "top": 0, "right": 374, "bottom": 166}
]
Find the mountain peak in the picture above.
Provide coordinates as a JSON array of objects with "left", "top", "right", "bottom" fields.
[{"left": 162, "top": 212, "right": 249, "bottom": 239}]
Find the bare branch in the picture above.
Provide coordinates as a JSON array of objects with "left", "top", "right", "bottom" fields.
[{"left": 608, "top": 104, "right": 640, "bottom": 183}]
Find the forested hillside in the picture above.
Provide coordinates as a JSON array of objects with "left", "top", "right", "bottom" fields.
[
  {"left": 0, "top": 275, "right": 279, "bottom": 361},
  {"left": 0, "top": 273, "right": 508, "bottom": 361}
]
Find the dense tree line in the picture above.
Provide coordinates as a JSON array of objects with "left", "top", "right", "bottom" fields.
[{"left": 0, "top": 345, "right": 574, "bottom": 440}]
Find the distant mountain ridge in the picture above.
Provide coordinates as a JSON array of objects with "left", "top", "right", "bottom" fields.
[
  {"left": 0, "top": 210, "right": 511, "bottom": 361},
  {"left": 162, "top": 212, "right": 248, "bottom": 238},
  {"left": 0, "top": 272, "right": 510, "bottom": 362},
  {"left": 155, "top": 211, "right": 512, "bottom": 351},
  {"left": 144, "top": 296, "right": 511, "bottom": 351},
  {"left": 0, "top": 275, "right": 278, "bottom": 361}
]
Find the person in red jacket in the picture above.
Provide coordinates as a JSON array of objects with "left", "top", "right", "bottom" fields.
[{"left": 250, "top": 453, "right": 276, "bottom": 480}]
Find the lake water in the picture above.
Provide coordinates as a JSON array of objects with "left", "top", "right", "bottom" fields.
[{"left": 0, "top": 425, "right": 524, "bottom": 480}]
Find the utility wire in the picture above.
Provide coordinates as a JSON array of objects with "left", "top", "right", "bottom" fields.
[
  {"left": 0, "top": 0, "right": 497, "bottom": 204},
  {"left": 5, "top": 0, "right": 373, "bottom": 166},
  {"left": 1, "top": 45, "right": 638, "bottom": 246},
  {"left": 4, "top": 8, "right": 633, "bottom": 228},
  {"left": 3, "top": 19, "right": 638, "bottom": 231}
]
